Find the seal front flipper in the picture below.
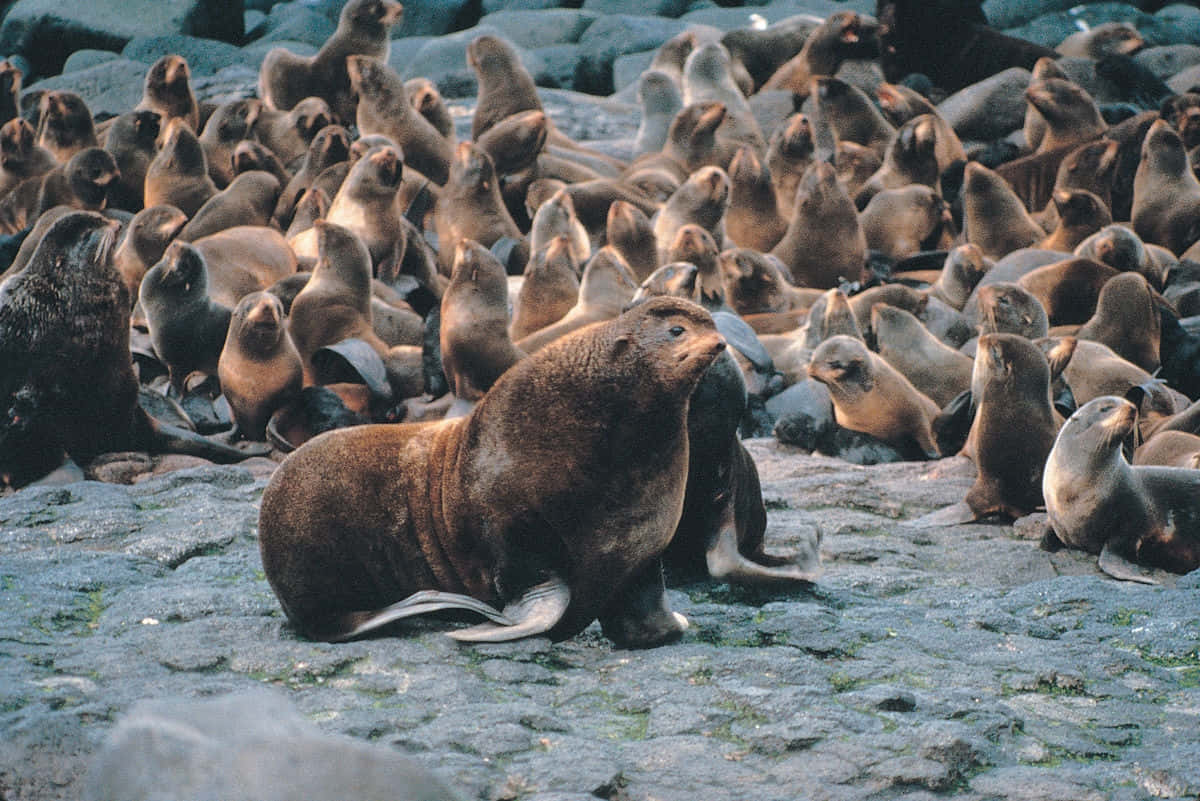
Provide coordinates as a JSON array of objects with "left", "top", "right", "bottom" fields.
[
  {"left": 318, "top": 590, "right": 518, "bottom": 643},
  {"left": 598, "top": 560, "right": 688, "bottom": 649},
  {"left": 447, "top": 577, "right": 571, "bottom": 643},
  {"left": 706, "top": 511, "right": 821, "bottom": 585},
  {"left": 1098, "top": 541, "right": 1169, "bottom": 585}
]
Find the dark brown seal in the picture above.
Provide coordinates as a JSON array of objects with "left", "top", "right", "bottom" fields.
[
  {"left": 257, "top": 297, "right": 727, "bottom": 646},
  {"left": 0, "top": 212, "right": 254, "bottom": 488},
  {"left": 1044, "top": 396, "right": 1200, "bottom": 582}
]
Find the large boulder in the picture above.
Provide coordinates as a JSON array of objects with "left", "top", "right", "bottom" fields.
[
  {"left": 0, "top": 0, "right": 243, "bottom": 79},
  {"left": 478, "top": 9, "right": 599, "bottom": 50},
  {"left": 122, "top": 35, "right": 246, "bottom": 77},
  {"left": 391, "top": 0, "right": 480, "bottom": 38},
  {"left": 24, "top": 59, "right": 148, "bottom": 119},
  {"left": 574, "top": 14, "right": 689, "bottom": 96}
]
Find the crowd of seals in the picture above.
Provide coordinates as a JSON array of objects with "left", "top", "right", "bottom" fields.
[{"left": 2, "top": 0, "right": 1200, "bottom": 650}]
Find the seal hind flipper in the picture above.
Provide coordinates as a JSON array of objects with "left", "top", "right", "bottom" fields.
[
  {"left": 706, "top": 513, "right": 821, "bottom": 585},
  {"left": 904, "top": 501, "right": 979, "bottom": 529},
  {"left": 320, "top": 590, "right": 518, "bottom": 643},
  {"left": 1098, "top": 541, "right": 1169, "bottom": 585},
  {"left": 447, "top": 578, "right": 570, "bottom": 643},
  {"left": 141, "top": 409, "right": 269, "bottom": 462}
]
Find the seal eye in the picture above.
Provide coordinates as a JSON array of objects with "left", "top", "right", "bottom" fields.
[{"left": 669, "top": 325, "right": 685, "bottom": 337}]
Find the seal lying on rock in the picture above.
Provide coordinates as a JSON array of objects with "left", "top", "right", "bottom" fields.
[
  {"left": 1043, "top": 396, "right": 1200, "bottom": 583},
  {"left": 259, "top": 297, "right": 727, "bottom": 647}
]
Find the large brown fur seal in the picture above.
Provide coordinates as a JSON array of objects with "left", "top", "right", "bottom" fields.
[
  {"left": 258, "top": 0, "right": 404, "bottom": 123},
  {"left": 258, "top": 297, "right": 727, "bottom": 647},
  {"left": 1044, "top": 396, "right": 1200, "bottom": 582},
  {"left": 0, "top": 212, "right": 253, "bottom": 488}
]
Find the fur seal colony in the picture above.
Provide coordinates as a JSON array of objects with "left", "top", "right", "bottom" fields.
[{"left": 3, "top": 0, "right": 1200, "bottom": 657}]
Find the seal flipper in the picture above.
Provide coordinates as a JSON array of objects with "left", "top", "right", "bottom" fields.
[
  {"left": 706, "top": 510, "right": 822, "bottom": 585},
  {"left": 138, "top": 408, "right": 270, "bottom": 462},
  {"left": 598, "top": 560, "right": 688, "bottom": 649},
  {"left": 905, "top": 500, "right": 978, "bottom": 528},
  {"left": 447, "top": 577, "right": 571, "bottom": 643},
  {"left": 318, "top": 589, "right": 519, "bottom": 642},
  {"left": 1098, "top": 541, "right": 1167, "bottom": 585}
]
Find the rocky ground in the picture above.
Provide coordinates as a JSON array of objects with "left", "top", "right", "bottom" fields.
[
  {"left": 2, "top": 0, "right": 1200, "bottom": 798},
  {"left": 3, "top": 442, "right": 1200, "bottom": 800}
]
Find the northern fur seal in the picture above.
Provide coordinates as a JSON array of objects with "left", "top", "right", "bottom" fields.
[
  {"left": 258, "top": 0, "right": 404, "bottom": 122},
  {"left": 0, "top": 212, "right": 253, "bottom": 488},
  {"left": 1044, "top": 396, "right": 1200, "bottom": 582},
  {"left": 258, "top": 297, "right": 727, "bottom": 647},
  {"left": 218, "top": 291, "right": 303, "bottom": 441}
]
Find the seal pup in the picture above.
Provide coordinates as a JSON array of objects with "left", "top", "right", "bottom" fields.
[
  {"left": 1075, "top": 271, "right": 1161, "bottom": 373},
  {"left": 0, "top": 212, "right": 254, "bottom": 488},
  {"left": 511, "top": 235, "right": 579, "bottom": 341},
  {"left": 854, "top": 113, "right": 941, "bottom": 209},
  {"left": 810, "top": 77, "right": 896, "bottom": 159},
  {"left": 1056, "top": 22, "right": 1144, "bottom": 60},
  {"left": 1039, "top": 336, "right": 1153, "bottom": 408},
  {"left": 258, "top": 297, "right": 726, "bottom": 646},
  {"left": 290, "top": 144, "right": 404, "bottom": 269},
  {"left": 681, "top": 42, "right": 765, "bottom": 158},
  {"left": 198, "top": 98, "right": 260, "bottom": 189},
  {"left": 144, "top": 118, "right": 217, "bottom": 218},
  {"left": 35, "top": 90, "right": 97, "bottom": 164},
  {"left": 1016, "top": 257, "right": 1119, "bottom": 326},
  {"left": 258, "top": 0, "right": 404, "bottom": 122},
  {"left": 961, "top": 162, "right": 1045, "bottom": 260},
  {"left": 1044, "top": 396, "right": 1200, "bottom": 581},
  {"left": 760, "top": 11, "right": 879, "bottom": 94},
  {"left": 871, "top": 303, "right": 973, "bottom": 408},
  {"left": 928, "top": 244, "right": 992, "bottom": 311},
  {"left": 0, "top": 117, "right": 55, "bottom": 199},
  {"left": 1024, "top": 78, "right": 1106, "bottom": 154},
  {"left": 346, "top": 56, "right": 452, "bottom": 185},
  {"left": 766, "top": 113, "right": 815, "bottom": 220},
  {"left": 653, "top": 165, "right": 729, "bottom": 265},
  {"left": 1132, "top": 119, "right": 1200, "bottom": 256},
  {"left": 665, "top": 224, "right": 728, "bottom": 312},
  {"left": 913, "top": 333, "right": 1064, "bottom": 527},
  {"left": 725, "top": 145, "right": 786, "bottom": 252},
  {"left": 139, "top": 241, "right": 232, "bottom": 394},
  {"left": 719, "top": 247, "right": 820, "bottom": 318},
  {"left": 111, "top": 204, "right": 187, "bottom": 303},
  {"left": 405, "top": 77, "right": 454, "bottom": 139},
  {"left": 515, "top": 247, "right": 637, "bottom": 353},
  {"left": 252, "top": 97, "right": 334, "bottom": 168},
  {"left": 218, "top": 291, "right": 303, "bottom": 441},
  {"left": 138, "top": 55, "right": 199, "bottom": 133},
  {"left": 469, "top": 34, "right": 542, "bottom": 140},
  {"left": 434, "top": 142, "right": 525, "bottom": 275},
  {"left": 860, "top": 184, "right": 949, "bottom": 261},
  {"left": 634, "top": 70, "right": 682, "bottom": 157},
  {"left": 178, "top": 171, "right": 280, "bottom": 242},
  {"left": 1133, "top": 430, "right": 1200, "bottom": 469},
  {"left": 528, "top": 188, "right": 589, "bottom": 266},
  {"left": 0, "top": 60, "right": 20, "bottom": 128},
  {"left": 440, "top": 240, "right": 524, "bottom": 404},
  {"left": 192, "top": 225, "right": 299, "bottom": 309},
  {"left": 1037, "top": 190, "right": 1111, "bottom": 254},
  {"left": 274, "top": 124, "right": 351, "bottom": 230},
  {"left": 807, "top": 334, "right": 940, "bottom": 459},
  {"left": 771, "top": 160, "right": 866, "bottom": 289},
  {"left": 604, "top": 200, "right": 657, "bottom": 283}
]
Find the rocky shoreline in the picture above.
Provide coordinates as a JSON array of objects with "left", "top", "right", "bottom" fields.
[
  {"left": 3, "top": 0, "right": 1200, "bottom": 799},
  {"left": 4, "top": 443, "right": 1200, "bottom": 800}
]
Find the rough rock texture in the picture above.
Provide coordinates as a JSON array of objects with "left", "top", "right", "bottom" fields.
[
  {"left": 3, "top": 446, "right": 1200, "bottom": 801},
  {"left": 0, "top": 0, "right": 243, "bottom": 79}
]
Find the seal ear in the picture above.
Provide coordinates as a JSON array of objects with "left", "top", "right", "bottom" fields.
[{"left": 612, "top": 334, "right": 633, "bottom": 358}]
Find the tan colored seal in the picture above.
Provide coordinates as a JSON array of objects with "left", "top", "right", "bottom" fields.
[
  {"left": 218, "top": 291, "right": 303, "bottom": 441},
  {"left": 258, "top": 0, "right": 404, "bottom": 122},
  {"left": 771, "top": 161, "right": 866, "bottom": 289}
]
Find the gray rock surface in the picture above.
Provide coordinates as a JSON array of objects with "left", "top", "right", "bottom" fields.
[
  {"left": 25, "top": 59, "right": 149, "bottom": 119},
  {"left": 0, "top": 0, "right": 243, "bottom": 79},
  {"left": 122, "top": 34, "right": 246, "bottom": 77},
  {"left": 3, "top": 445, "right": 1200, "bottom": 801},
  {"left": 478, "top": 9, "right": 599, "bottom": 50},
  {"left": 574, "top": 14, "right": 689, "bottom": 96}
]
